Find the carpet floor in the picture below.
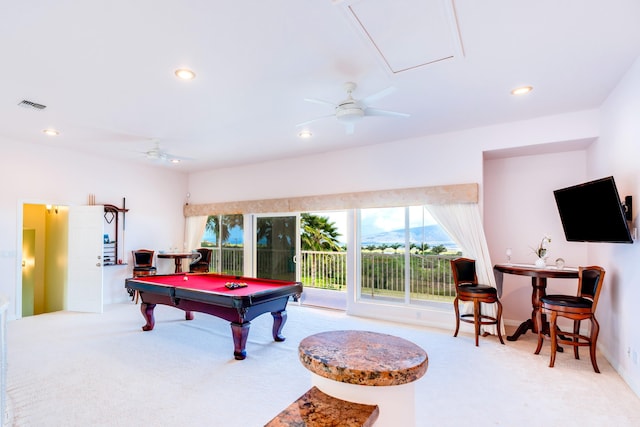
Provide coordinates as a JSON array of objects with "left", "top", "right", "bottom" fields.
[{"left": 5, "top": 302, "right": 640, "bottom": 426}]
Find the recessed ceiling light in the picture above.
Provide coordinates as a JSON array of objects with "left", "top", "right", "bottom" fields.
[
  {"left": 511, "top": 86, "right": 533, "bottom": 96},
  {"left": 174, "top": 68, "right": 196, "bottom": 80},
  {"left": 170, "top": 159, "right": 181, "bottom": 164},
  {"left": 42, "top": 129, "right": 59, "bottom": 136},
  {"left": 298, "top": 130, "right": 313, "bottom": 138}
]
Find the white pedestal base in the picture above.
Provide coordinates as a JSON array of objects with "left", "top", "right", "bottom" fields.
[{"left": 311, "top": 373, "right": 416, "bottom": 427}]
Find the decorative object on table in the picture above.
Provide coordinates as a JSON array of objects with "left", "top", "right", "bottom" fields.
[
  {"left": 555, "top": 258, "right": 565, "bottom": 269},
  {"left": 225, "top": 282, "right": 248, "bottom": 289},
  {"left": 532, "top": 235, "right": 551, "bottom": 268},
  {"left": 535, "top": 258, "right": 546, "bottom": 268}
]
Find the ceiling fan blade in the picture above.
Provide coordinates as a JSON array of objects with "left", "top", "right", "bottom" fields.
[
  {"left": 296, "top": 114, "right": 335, "bottom": 127},
  {"left": 304, "top": 98, "right": 337, "bottom": 107},
  {"left": 360, "top": 86, "right": 396, "bottom": 105},
  {"left": 364, "top": 107, "right": 410, "bottom": 118}
]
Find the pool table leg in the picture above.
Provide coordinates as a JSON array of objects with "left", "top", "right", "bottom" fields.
[
  {"left": 271, "top": 310, "right": 287, "bottom": 342},
  {"left": 140, "top": 303, "right": 156, "bottom": 331},
  {"left": 230, "top": 322, "right": 250, "bottom": 360}
]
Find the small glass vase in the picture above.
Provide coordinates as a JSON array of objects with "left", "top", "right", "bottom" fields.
[{"left": 534, "top": 257, "right": 546, "bottom": 268}]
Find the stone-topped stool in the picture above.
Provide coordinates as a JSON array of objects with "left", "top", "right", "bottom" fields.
[
  {"left": 264, "top": 386, "right": 379, "bottom": 427},
  {"left": 298, "top": 330, "right": 428, "bottom": 427}
]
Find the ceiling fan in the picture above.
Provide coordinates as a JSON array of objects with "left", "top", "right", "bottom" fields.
[
  {"left": 297, "top": 82, "right": 410, "bottom": 134},
  {"left": 139, "top": 140, "right": 192, "bottom": 164}
]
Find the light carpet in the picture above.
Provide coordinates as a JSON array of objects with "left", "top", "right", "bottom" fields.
[{"left": 6, "top": 302, "right": 640, "bottom": 427}]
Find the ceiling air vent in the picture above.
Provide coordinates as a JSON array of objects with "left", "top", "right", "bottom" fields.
[{"left": 17, "top": 100, "right": 47, "bottom": 110}]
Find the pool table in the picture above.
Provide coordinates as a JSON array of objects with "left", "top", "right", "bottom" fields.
[{"left": 125, "top": 273, "right": 303, "bottom": 360}]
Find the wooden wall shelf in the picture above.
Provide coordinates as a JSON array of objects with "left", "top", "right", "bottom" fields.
[{"left": 103, "top": 200, "right": 129, "bottom": 266}]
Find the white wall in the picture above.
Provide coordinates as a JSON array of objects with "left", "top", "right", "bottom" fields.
[
  {"left": 585, "top": 56, "right": 640, "bottom": 394},
  {"left": 484, "top": 150, "right": 589, "bottom": 322},
  {"left": 187, "top": 109, "right": 599, "bottom": 204},
  {"left": 0, "top": 138, "right": 189, "bottom": 318}
]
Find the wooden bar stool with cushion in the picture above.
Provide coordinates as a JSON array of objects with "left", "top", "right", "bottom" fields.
[
  {"left": 189, "top": 248, "right": 213, "bottom": 273},
  {"left": 450, "top": 257, "right": 505, "bottom": 346},
  {"left": 132, "top": 249, "right": 157, "bottom": 277},
  {"left": 130, "top": 249, "right": 157, "bottom": 303},
  {"left": 534, "top": 266, "right": 605, "bottom": 373}
]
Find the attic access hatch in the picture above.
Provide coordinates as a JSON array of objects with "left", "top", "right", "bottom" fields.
[{"left": 333, "top": 0, "right": 464, "bottom": 74}]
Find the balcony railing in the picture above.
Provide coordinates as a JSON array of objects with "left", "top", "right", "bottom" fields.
[
  {"left": 211, "top": 247, "right": 244, "bottom": 276},
  {"left": 208, "top": 247, "right": 456, "bottom": 302}
]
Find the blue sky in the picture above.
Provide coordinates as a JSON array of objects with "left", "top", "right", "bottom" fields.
[
  {"left": 204, "top": 208, "right": 439, "bottom": 245},
  {"left": 312, "top": 207, "right": 437, "bottom": 244}
]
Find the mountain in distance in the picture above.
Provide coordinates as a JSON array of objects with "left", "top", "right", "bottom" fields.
[
  {"left": 203, "top": 224, "right": 457, "bottom": 250},
  {"left": 362, "top": 225, "right": 458, "bottom": 249}
]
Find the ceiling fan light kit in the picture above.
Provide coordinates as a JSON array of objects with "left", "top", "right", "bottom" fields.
[{"left": 336, "top": 106, "right": 364, "bottom": 122}]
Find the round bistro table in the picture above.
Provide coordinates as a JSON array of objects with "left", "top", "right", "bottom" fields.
[
  {"left": 157, "top": 252, "right": 199, "bottom": 273},
  {"left": 298, "top": 330, "right": 428, "bottom": 427}
]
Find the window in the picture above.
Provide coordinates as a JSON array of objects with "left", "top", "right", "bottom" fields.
[
  {"left": 359, "top": 206, "right": 459, "bottom": 304},
  {"left": 187, "top": 184, "right": 475, "bottom": 310},
  {"left": 300, "top": 211, "right": 347, "bottom": 291},
  {"left": 198, "top": 207, "right": 458, "bottom": 306},
  {"left": 202, "top": 214, "right": 244, "bottom": 275}
]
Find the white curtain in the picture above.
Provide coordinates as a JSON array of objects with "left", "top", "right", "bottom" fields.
[
  {"left": 425, "top": 203, "right": 505, "bottom": 335},
  {"left": 185, "top": 216, "right": 208, "bottom": 251}
]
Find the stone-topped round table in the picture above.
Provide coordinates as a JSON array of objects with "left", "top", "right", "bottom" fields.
[{"left": 298, "top": 330, "right": 428, "bottom": 427}]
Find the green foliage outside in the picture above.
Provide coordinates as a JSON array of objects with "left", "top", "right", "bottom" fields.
[
  {"left": 204, "top": 214, "right": 243, "bottom": 247},
  {"left": 300, "top": 213, "right": 343, "bottom": 251},
  {"left": 300, "top": 213, "right": 343, "bottom": 288},
  {"left": 202, "top": 213, "right": 459, "bottom": 301},
  {"left": 360, "top": 253, "right": 456, "bottom": 300}
]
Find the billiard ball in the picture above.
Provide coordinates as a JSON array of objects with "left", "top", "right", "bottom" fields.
[{"left": 183, "top": 276, "right": 188, "bottom": 281}]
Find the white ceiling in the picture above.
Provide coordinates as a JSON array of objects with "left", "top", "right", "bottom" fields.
[{"left": 2, "top": 0, "right": 640, "bottom": 172}]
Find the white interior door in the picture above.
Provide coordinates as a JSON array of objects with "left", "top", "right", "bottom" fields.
[{"left": 67, "top": 205, "right": 104, "bottom": 313}]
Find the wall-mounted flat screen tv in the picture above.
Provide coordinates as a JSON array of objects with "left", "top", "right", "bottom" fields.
[{"left": 553, "top": 176, "right": 633, "bottom": 243}]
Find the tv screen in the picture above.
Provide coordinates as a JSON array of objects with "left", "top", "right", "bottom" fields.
[{"left": 553, "top": 176, "right": 633, "bottom": 243}]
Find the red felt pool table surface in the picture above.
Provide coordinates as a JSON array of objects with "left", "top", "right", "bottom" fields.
[
  {"left": 125, "top": 273, "right": 303, "bottom": 360},
  {"left": 129, "top": 273, "right": 293, "bottom": 296}
]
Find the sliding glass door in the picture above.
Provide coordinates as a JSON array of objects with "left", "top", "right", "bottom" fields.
[{"left": 254, "top": 214, "right": 299, "bottom": 281}]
